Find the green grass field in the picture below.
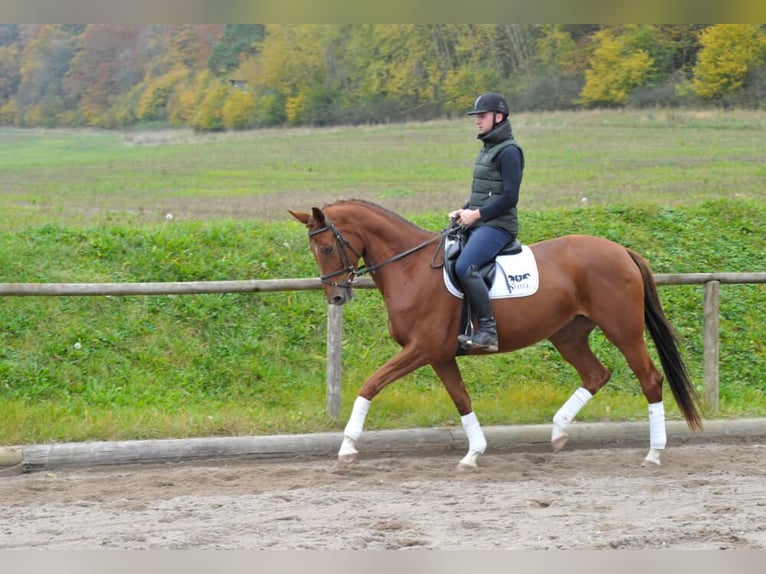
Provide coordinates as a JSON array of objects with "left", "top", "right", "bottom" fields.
[{"left": 0, "top": 110, "right": 764, "bottom": 444}]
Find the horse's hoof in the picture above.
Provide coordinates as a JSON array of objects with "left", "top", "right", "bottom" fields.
[
  {"left": 551, "top": 425, "right": 569, "bottom": 453},
  {"left": 337, "top": 436, "right": 358, "bottom": 466},
  {"left": 551, "top": 436, "right": 569, "bottom": 453},
  {"left": 457, "top": 450, "right": 480, "bottom": 470},
  {"left": 641, "top": 448, "right": 662, "bottom": 466},
  {"left": 337, "top": 452, "right": 358, "bottom": 467}
]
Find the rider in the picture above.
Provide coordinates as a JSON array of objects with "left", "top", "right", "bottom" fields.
[{"left": 448, "top": 92, "right": 524, "bottom": 352}]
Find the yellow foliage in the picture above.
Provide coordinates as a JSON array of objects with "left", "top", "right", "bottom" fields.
[
  {"left": 222, "top": 88, "right": 255, "bottom": 129},
  {"left": 285, "top": 94, "right": 305, "bottom": 125},
  {"left": 443, "top": 67, "right": 501, "bottom": 114},
  {"left": 691, "top": 25, "right": 766, "bottom": 99},
  {"left": 194, "top": 84, "right": 228, "bottom": 131},
  {"left": 22, "top": 104, "right": 45, "bottom": 126},
  {"left": 258, "top": 25, "right": 329, "bottom": 96},
  {"left": 580, "top": 30, "right": 654, "bottom": 106},
  {"left": 136, "top": 66, "right": 189, "bottom": 122},
  {"left": 0, "top": 98, "right": 19, "bottom": 126},
  {"left": 169, "top": 69, "right": 214, "bottom": 127},
  {"left": 169, "top": 84, "right": 197, "bottom": 126}
]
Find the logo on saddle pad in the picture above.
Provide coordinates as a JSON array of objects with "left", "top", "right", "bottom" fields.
[{"left": 444, "top": 243, "right": 540, "bottom": 299}]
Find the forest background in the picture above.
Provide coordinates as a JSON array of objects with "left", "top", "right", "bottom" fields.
[{"left": 1, "top": 24, "right": 766, "bottom": 131}]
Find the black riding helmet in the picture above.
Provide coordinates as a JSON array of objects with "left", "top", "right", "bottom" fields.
[{"left": 467, "top": 92, "right": 509, "bottom": 117}]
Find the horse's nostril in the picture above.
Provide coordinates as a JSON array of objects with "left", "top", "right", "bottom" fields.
[{"left": 330, "top": 295, "right": 345, "bottom": 305}]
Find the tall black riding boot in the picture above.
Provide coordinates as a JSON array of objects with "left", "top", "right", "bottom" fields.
[{"left": 457, "top": 268, "right": 499, "bottom": 352}]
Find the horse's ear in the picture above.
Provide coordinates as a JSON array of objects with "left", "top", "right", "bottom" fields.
[
  {"left": 288, "top": 209, "right": 311, "bottom": 225},
  {"left": 310, "top": 207, "right": 327, "bottom": 226}
]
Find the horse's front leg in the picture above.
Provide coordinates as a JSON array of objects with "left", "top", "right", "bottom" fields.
[
  {"left": 431, "top": 359, "right": 486, "bottom": 470},
  {"left": 338, "top": 345, "right": 429, "bottom": 465}
]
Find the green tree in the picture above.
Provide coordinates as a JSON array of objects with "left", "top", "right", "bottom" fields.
[
  {"left": 349, "top": 24, "right": 459, "bottom": 118},
  {"left": 535, "top": 25, "right": 578, "bottom": 75},
  {"left": 208, "top": 24, "right": 265, "bottom": 77},
  {"left": 690, "top": 24, "right": 766, "bottom": 100}
]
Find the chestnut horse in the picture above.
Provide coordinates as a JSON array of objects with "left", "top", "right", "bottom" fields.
[{"left": 290, "top": 199, "right": 702, "bottom": 468}]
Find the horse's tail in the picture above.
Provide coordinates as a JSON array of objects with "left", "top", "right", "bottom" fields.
[{"left": 627, "top": 248, "right": 703, "bottom": 431}]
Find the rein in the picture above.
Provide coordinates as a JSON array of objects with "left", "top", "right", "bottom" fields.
[{"left": 309, "top": 218, "right": 457, "bottom": 288}]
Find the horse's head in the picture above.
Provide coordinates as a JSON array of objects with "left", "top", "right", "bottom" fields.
[{"left": 289, "top": 206, "right": 362, "bottom": 306}]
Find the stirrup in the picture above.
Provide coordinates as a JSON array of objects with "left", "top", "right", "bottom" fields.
[{"left": 458, "top": 332, "right": 498, "bottom": 352}]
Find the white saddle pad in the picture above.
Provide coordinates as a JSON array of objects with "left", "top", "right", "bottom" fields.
[{"left": 444, "top": 245, "right": 539, "bottom": 299}]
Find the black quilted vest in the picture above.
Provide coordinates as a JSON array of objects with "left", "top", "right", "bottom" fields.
[{"left": 468, "top": 120, "right": 523, "bottom": 235}]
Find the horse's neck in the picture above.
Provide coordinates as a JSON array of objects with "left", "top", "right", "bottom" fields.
[
  {"left": 360, "top": 220, "right": 438, "bottom": 288},
  {"left": 365, "top": 227, "right": 432, "bottom": 261}
]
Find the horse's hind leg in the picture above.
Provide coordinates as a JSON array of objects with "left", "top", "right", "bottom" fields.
[
  {"left": 595, "top": 302, "right": 667, "bottom": 465},
  {"left": 606, "top": 332, "right": 667, "bottom": 466},
  {"left": 548, "top": 316, "right": 612, "bottom": 452}
]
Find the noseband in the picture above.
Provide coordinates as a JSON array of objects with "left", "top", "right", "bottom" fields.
[{"left": 309, "top": 217, "right": 448, "bottom": 289}]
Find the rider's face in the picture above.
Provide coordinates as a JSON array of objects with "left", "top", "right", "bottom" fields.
[{"left": 475, "top": 111, "right": 502, "bottom": 135}]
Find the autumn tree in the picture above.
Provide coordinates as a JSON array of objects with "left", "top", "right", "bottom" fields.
[
  {"left": 194, "top": 82, "right": 228, "bottom": 131},
  {"left": 167, "top": 69, "right": 214, "bottom": 127},
  {"left": 255, "top": 25, "right": 349, "bottom": 125},
  {"left": 64, "top": 25, "right": 148, "bottom": 127},
  {"left": 690, "top": 24, "right": 766, "bottom": 100},
  {"left": 579, "top": 27, "right": 656, "bottom": 106},
  {"left": 16, "top": 25, "right": 77, "bottom": 126},
  {"left": 0, "top": 44, "right": 20, "bottom": 102},
  {"left": 221, "top": 87, "right": 256, "bottom": 129},
  {"left": 136, "top": 66, "right": 189, "bottom": 122},
  {"left": 3, "top": 24, "right": 765, "bottom": 128},
  {"left": 0, "top": 23, "right": 21, "bottom": 109}
]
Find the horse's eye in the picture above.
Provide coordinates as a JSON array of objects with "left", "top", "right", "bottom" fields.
[{"left": 323, "top": 245, "right": 334, "bottom": 255}]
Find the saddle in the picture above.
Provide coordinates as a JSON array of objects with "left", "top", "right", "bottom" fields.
[{"left": 443, "top": 229, "right": 522, "bottom": 290}]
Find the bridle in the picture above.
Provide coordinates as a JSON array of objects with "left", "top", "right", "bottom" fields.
[{"left": 308, "top": 216, "right": 452, "bottom": 289}]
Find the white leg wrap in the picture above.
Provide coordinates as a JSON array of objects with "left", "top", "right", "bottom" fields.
[
  {"left": 343, "top": 396, "right": 371, "bottom": 441},
  {"left": 461, "top": 411, "right": 487, "bottom": 455},
  {"left": 648, "top": 401, "right": 667, "bottom": 450},
  {"left": 553, "top": 387, "right": 593, "bottom": 430}
]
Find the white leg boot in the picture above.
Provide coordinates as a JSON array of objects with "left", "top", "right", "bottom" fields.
[
  {"left": 551, "top": 387, "right": 593, "bottom": 452},
  {"left": 458, "top": 412, "right": 487, "bottom": 469},
  {"left": 338, "top": 396, "right": 370, "bottom": 464},
  {"left": 643, "top": 401, "right": 666, "bottom": 466}
]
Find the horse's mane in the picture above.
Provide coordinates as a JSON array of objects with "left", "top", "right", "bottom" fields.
[{"left": 322, "top": 199, "right": 435, "bottom": 235}]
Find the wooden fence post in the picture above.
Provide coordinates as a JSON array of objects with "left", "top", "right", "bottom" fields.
[
  {"left": 703, "top": 280, "right": 720, "bottom": 414},
  {"left": 326, "top": 304, "right": 343, "bottom": 418}
]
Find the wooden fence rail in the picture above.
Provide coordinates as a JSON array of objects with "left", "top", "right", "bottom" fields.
[{"left": 2, "top": 272, "right": 765, "bottom": 417}]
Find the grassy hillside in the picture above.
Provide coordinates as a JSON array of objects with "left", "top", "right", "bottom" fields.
[
  {"left": 0, "top": 111, "right": 764, "bottom": 444},
  {"left": 0, "top": 200, "right": 763, "bottom": 444}
]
